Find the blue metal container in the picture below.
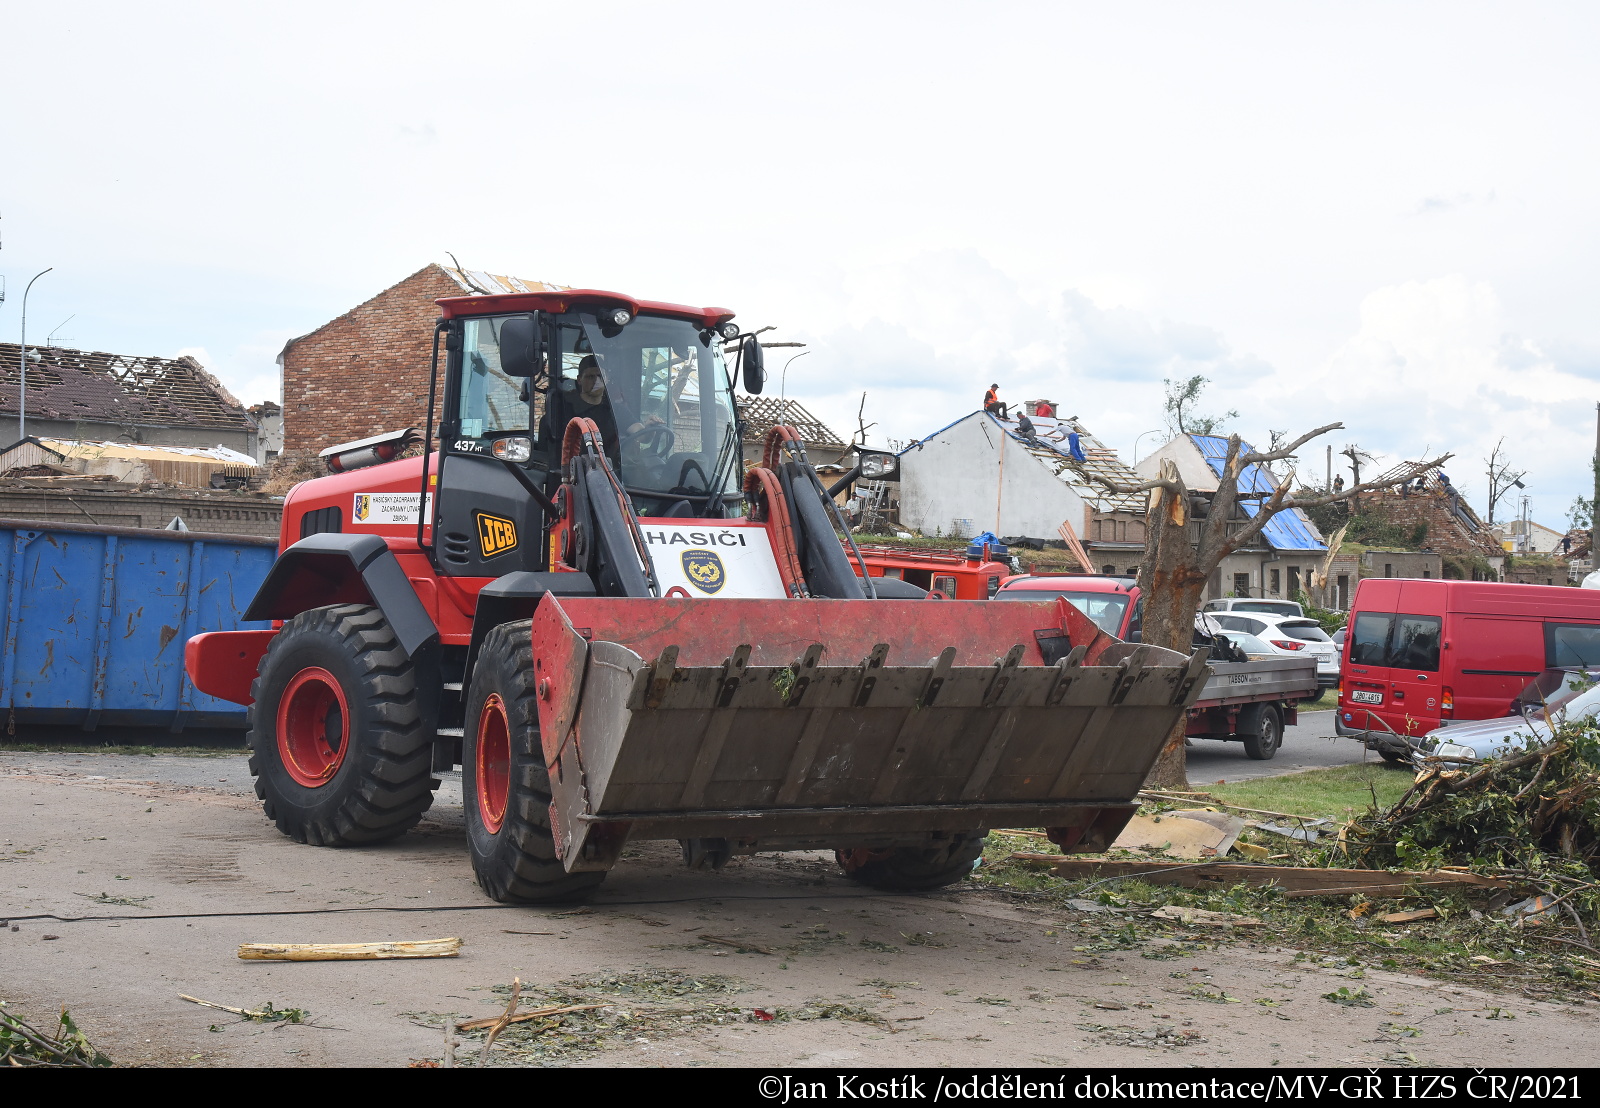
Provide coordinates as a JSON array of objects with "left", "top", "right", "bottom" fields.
[{"left": 0, "top": 518, "right": 275, "bottom": 730}]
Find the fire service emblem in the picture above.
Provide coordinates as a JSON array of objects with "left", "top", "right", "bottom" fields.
[{"left": 681, "top": 549, "right": 725, "bottom": 594}]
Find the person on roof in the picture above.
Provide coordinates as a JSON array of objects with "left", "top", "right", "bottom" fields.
[
  {"left": 1033, "top": 399, "right": 1055, "bottom": 418},
  {"left": 1015, "top": 413, "right": 1041, "bottom": 446},
  {"left": 984, "top": 384, "right": 1009, "bottom": 420}
]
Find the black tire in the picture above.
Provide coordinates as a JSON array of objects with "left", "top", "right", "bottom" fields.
[
  {"left": 1378, "top": 747, "right": 1413, "bottom": 766},
  {"left": 1239, "top": 704, "right": 1282, "bottom": 761},
  {"left": 248, "top": 603, "right": 435, "bottom": 846},
  {"left": 837, "top": 835, "right": 987, "bottom": 891},
  {"left": 463, "top": 620, "right": 606, "bottom": 904}
]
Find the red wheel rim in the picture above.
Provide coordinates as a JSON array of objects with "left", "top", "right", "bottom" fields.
[
  {"left": 476, "top": 694, "right": 511, "bottom": 834},
  {"left": 276, "top": 667, "right": 350, "bottom": 788}
]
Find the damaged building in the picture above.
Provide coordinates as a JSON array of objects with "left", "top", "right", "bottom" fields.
[
  {"left": 1136, "top": 433, "right": 1328, "bottom": 602},
  {"left": 0, "top": 342, "right": 259, "bottom": 457}
]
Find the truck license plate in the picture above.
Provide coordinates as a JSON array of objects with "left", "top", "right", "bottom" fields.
[{"left": 1350, "top": 689, "right": 1383, "bottom": 705}]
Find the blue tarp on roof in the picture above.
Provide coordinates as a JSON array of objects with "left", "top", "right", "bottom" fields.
[{"left": 1190, "top": 434, "right": 1327, "bottom": 553}]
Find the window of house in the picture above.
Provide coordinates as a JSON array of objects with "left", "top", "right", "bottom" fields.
[
  {"left": 1337, "top": 574, "right": 1350, "bottom": 608},
  {"left": 1385, "top": 563, "right": 1394, "bottom": 577},
  {"left": 1287, "top": 566, "right": 1300, "bottom": 595},
  {"left": 1233, "top": 572, "right": 1250, "bottom": 596},
  {"left": 1269, "top": 568, "right": 1281, "bottom": 595},
  {"left": 1102, "top": 564, "right": 1116, "bottom": 574}
]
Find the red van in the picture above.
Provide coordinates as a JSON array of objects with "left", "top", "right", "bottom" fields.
[{"left": 1336, "top": 578, "right": 1600, "bottom": 760}]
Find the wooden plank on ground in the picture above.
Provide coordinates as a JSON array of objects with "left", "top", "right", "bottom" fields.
[
  {"left": 237, "top": 937, "right": 462, "bottom": 961},
  {"left": 1013, "top": 855, "right": 1504, "bottom": 896}
]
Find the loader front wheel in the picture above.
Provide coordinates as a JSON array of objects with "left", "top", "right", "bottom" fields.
[
  {"left": 836, "top": 835, "right": 986, "bottom": 891},
  {"left": 248, "top": 604, "right": 435, "bottom": 846},
  {"left": 463, "top": 620, "right": 606, "bottom": 904}
]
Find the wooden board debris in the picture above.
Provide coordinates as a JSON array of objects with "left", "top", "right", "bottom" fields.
[
  {"left": 236, "top": 937, "right": 462, "bottom": 961},
  {"left": 455, "top": 1003, "right": 605, "bottom": 1032},
  {"left": 1013, "top": 855, "right": 1505, "bottom": 896},
  {"left": 1380, "top": 908, "right": 1440, "bottom": 924}
]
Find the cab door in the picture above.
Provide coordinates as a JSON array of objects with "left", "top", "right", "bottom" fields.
[{"left": 1382, "top": 612, "right": 1444, "bottom": 737}]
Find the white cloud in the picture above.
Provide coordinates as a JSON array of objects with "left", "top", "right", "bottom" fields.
[{"left": 1252, "top": 276, "right": 1591, "bottom": 525}]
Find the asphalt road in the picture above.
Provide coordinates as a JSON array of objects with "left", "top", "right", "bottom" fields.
[
  {"left": 1185, "top": 707, "right": 1370, "bottom": 785},
  {"left": 5, "top": 746, "right": 1589, "bottom": 1069}
]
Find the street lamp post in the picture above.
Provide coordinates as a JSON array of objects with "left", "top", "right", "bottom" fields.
[
  {"left": 18, "top": 268, "right": 54, "bottom": 442},
  {"left": 1132, "top": 428, "right": 1165, "bottom": 465}
]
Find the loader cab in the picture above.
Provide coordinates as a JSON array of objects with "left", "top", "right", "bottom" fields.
[{"left": 433, "top": 299, "right": 747, "bottom": 576}]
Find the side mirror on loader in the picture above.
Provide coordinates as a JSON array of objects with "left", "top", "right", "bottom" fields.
[
  {"left": 741, "top": 334, "right": 765, "bottom": 394},
  {"left": 499, "top": 315, "right": 543, "bottom": 378}
]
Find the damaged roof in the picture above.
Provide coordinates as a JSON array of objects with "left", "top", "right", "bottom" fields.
[
  {"left": 0, "top": 343, "right": 254, "bottom": 432},
  {"left": 1189, "top": 433, "right": 1327, "bottom": 552},
  {"left": 740, "top": 396, "right": 848, "bottom": 453},
  {"left": 910, "top": 410, "right": 1148, "bottom": 513}
]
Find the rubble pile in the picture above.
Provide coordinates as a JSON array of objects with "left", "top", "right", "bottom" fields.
[{"left": 1342, "top": 722, "right": 1600, "bottom": 918}]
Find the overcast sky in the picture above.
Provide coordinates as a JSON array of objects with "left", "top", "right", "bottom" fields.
[{"left": 3, "top": 1, "right": 1597, "bottom": 528}]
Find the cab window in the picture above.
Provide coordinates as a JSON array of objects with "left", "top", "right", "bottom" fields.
[{"left": 1349, "top": 612, "right": 1394, "bottom": 666}]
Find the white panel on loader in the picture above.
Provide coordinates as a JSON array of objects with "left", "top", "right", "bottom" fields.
[{"left": 639, "top": 523, "right": 787, "bottom": 599}]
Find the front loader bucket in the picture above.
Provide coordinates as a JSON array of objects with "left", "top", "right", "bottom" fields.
[{"left": 529, "top": 595, "right": 1210, "bottom": 873}]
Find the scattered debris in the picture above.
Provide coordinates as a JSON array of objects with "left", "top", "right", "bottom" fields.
[
  {"left": 456, "top": 1004, "right": 606, "bottom": 1032},
  {"left": 1077, "top": 1021, "right": 1205, "bottom": 1049},
  {"left": 1110, "top": 810, "right": 1246, "bottom": 859},
  {"left": 501, "top": 930, "right": 555, "bottom": 936},
  {"left": 418, "top": 969, "right": 752, "bottom": 1065},
  {"left": 0, "top": 1002, "right": 112, "bottom": 1068},
  {"left": 1501, "top": 896, "right": 1556, "bottom": 921},
  {"left": 1151, "top": 905, "right": 1264, "bottom": 928},
  {"left": 1322, "top": 986, "right": 1376, "bottom": 1008},
  {"left": 1379, "top": 908, "right": 1440, "bottom": 925},
  {"left": 180, "top": 994, "right": 306, "bottom": 1023},
  {"left": 699, "top": 934, "right": 777, "bottom": 955},
  {"left": 237, "top": 937, "right": 461, "bottom": 961},
  {"left": 1030, "top": 857, "right": 1505, "bottom": 897},
  {"left": 1250, "top": 820, "right": 1327, "bottom": 843}
]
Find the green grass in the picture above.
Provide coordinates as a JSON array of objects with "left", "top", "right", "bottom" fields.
[
  {"left": 1207, "top": 762, "right": 1413, "bottom": 821},
  {"left": 1295, "top": 688, "right": 1336, "bottom": 711}
]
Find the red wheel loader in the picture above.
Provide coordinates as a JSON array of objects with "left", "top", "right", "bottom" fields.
[{"left": 186, "top": 287, "right": 1212, "bottom": 903}]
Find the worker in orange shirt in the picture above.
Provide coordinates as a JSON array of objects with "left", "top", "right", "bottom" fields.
[{"left": 984, "top": 384, "right": 1009, "bottom": 420}]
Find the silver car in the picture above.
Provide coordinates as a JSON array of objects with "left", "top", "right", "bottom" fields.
[{"left": 1412, "top": 667, "right": 1600, "bottom": 766}]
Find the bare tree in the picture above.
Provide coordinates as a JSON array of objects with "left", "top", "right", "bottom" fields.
[
  {"left": 1095, "top": 424, "right": 1451, "bottom": 789},
  {"left": 1483, "top": 437, "right": 1527, "bottom": 526},
  {"left": 1339, "top": 444, "right": 1377, "bottom": 510},
  {"left": 1163, "top": 375, "right": 1238, "bottom": 437}
]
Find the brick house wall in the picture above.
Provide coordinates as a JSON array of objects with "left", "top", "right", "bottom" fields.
[{"left": 280, "top": 266, "right": 466, "bottom": 454}]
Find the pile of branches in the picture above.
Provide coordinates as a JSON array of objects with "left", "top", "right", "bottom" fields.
[
  {"left": 0, "top": 1003, "right": 112, "bottom": 1067},
  {"left": 1342, "top": 723, "right": 1600, "bottom": 922}
]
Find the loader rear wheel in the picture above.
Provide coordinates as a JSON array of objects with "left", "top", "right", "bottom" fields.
[
  {"left": 1239, "top": 704, "right": 1282, "bottom": 761},
  {"left": 836, "top": 835, "right": 987, "bottom": 891},
  {"left": 463, "top": 620, "right": 606, "bottom": 904},
  {"left": 247, "top": 604, "right": 435, "bottom": 846}
]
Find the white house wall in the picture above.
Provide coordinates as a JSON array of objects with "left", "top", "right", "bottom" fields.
[
  {"left": 1135, "top": 436, "right": 1220, "bottom": 492},
  {"left": 900, "top": 414, "right": 1087, "bottom": 539}
]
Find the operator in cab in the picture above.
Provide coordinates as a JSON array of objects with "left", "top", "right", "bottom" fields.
[{"left": 540, "top": 355, "right": 662, "bottom": 464}]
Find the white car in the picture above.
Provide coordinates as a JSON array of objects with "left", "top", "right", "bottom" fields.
[
  {"left": 1214, "top": 629, "right": 1280, "bottom": 662},
  {"left": 1208, "top": 612, "right": 1339, "bottom": 688},
  {"left": 1202, "top": 598, "right": 1305, "bottom": 618}
]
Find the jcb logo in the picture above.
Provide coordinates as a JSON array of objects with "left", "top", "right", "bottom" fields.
[{"left": 476, "top": 513, "right": 518, "bottom": 558}]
